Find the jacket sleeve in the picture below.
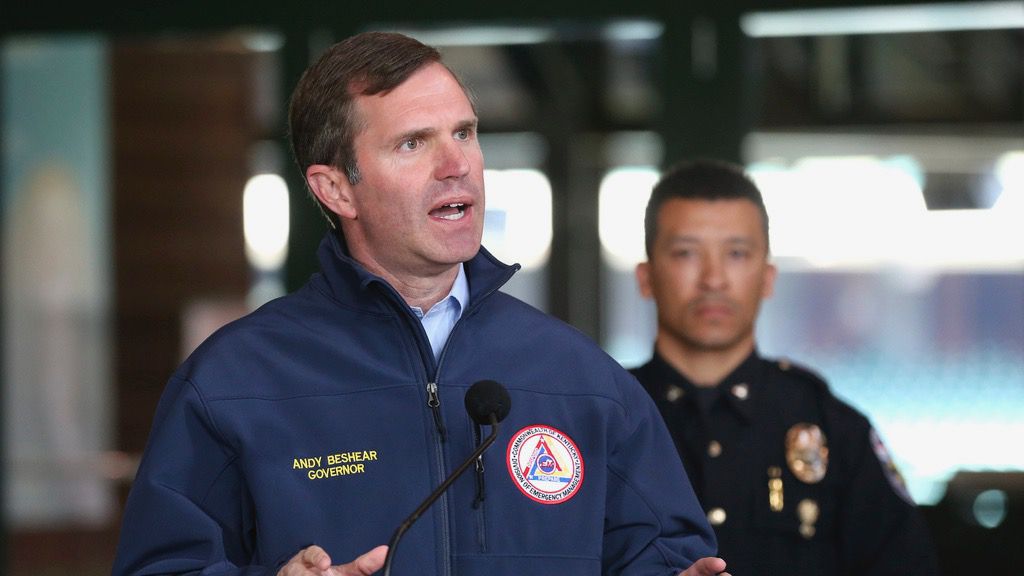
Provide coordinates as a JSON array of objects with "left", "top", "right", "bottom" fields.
[
  {"left": 112, "top": 375, "right": 275, "bottom": 576},
  {"left": 836, "top": 422, "right": 940, "bottom": 575},
  {"left": 602, "top": 372, "right": 718, "bottom": 575}
]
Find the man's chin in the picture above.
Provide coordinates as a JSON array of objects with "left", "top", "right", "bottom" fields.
[
  {"left": 688, "top": 331, "right": 746, "bottom": 353},
  {"left": 435, "top": 243, "right": 482, "bottom": 267}
]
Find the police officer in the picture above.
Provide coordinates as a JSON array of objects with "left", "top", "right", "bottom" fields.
[{"left": 631, "top": 159, "right": 939, "bottom": 575}]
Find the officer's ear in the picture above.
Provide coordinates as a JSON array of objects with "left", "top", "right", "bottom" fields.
[
  {"left": 306, "top": 164, "right": 357, "bottom": 221},
  {"left": 762, "top": 262, "right": 778, "bottom": 299},
  {"left": 635, "top": 261, "right": 653, "bottom": 299}
]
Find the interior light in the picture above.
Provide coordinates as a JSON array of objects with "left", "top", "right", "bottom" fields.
[
  {"left": 483, "top": 169, "right": 552, "bottom": 270},
  {"left": 741, "top": 2, "right": 1024, "bottom": 37},
  {"left": 749, "top": 154, "right": 1024, "bottom": 271},
  {"left": 391, "top": 26, "right": 554, "bottom": 47},
  {"left": 242, "top": 32, "right": 285, "bottom": 53},
  {"left": 242, "top": 174, "right": 290, "bottom": 272},
  {"left": 602, "top": 21, "right": 664, "bottom": 42},
  {"left": 751, "top": 157, "right": 926, "bottom": 268},
  {"left": 598, "top": 166, "right": 660, "bottom": 270},
  {"left": 995, "top": 151, "right": 1024, "bottom": 210}
]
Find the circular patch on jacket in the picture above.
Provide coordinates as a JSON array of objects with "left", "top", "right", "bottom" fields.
[{"left": 507, "top": 424, "right": 584, "bottom": 504}]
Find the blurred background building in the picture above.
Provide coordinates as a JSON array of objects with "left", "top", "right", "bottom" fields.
[{"left": 2, "top": 1, "right": 1022, "bottom": 574}]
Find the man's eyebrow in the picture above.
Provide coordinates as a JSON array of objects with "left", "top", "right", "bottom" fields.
[
  {"left": 665, "top": 235, "right": 756, "bottom": 245},
  {"left": 454, "top": 118, "right": 479, "bottom": 132},
  {"left": 393, "top": 119, "right": 478, "bottom": 144},
  {"left": 393, "top": 127, "right": 437, "bottom": 144}
]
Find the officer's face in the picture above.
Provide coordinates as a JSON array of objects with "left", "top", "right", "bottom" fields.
[{"left": 636, "top": 198, "right": 776, "bottom": 355}]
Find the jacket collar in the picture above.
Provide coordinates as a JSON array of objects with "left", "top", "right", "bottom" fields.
[{"left": 314, "top": 231, "right": 519, "bottom": 314}]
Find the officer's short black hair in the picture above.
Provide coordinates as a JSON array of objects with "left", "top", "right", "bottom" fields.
[{"left": 644, "top": 158, "right": 770, "bottom": 256}]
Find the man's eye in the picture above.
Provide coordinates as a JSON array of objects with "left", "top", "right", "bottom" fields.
[
  {"left": 455, "top": 129, "right": 470, "bottom": 141},
  {"left": 400, "top": 139, "right": 420, "bottom": 151}
]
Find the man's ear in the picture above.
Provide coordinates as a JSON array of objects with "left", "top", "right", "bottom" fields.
[
  {"left": 305, "top": 164, "right": 357, "bottom": 221},
  {"left": 635, "top": 261, "right": 653, "bottom": 299},
  {"left": 762, "top": 261, "right": 778, "bottom": 300}
]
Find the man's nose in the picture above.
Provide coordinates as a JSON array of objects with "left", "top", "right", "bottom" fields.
[
  {"left": 435, "top": 139, "right": 471, "bottom": 180},
  {"left": 700, "top": 254, "right": 727, "bottom": 290}
]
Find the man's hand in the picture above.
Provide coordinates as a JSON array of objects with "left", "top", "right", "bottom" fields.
[
  {"left": 277, "top": 544, "right": 387, "bottom": 576},
  {"left": 678, "top": 556, "right": 730, "bottom": 576}
]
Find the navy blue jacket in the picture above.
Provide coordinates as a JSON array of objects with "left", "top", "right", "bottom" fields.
[{"left": 112, "top": 233, "right": 715, "bottom": 575}]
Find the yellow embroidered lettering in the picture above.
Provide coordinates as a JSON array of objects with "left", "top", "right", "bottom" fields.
[
  {"left": 307, "top": 463, "right": 366, "bottom": 480},
  {"left": 327, "top": 451, "right": 374, "bottom": 464},
  {"left": 307, "top": 448, "right": 378, "bottom": 479}
]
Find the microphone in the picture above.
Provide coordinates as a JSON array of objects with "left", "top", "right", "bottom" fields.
[{"left": 382, "top": 380, "right": 511, "bottom": 576}]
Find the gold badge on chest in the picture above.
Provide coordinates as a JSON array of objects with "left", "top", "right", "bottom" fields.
[{"left": 785, "top": 423, "right": 829, "bottom": 484}]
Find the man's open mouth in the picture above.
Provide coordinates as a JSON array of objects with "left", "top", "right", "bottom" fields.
[{"left": 431, "top": 202, "right": 468, "bottom": 221}]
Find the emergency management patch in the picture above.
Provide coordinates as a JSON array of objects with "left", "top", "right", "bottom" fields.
[
  {"left": 507, "top": 425, "right": 584, "bottom": 504},
  {"left": 870, "top": 428, "right": 914, "bottom": 505}
]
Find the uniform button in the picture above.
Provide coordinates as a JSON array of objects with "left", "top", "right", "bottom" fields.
[
  {"left": 731, "top": 383, "right": 749, "bottom": 400},
  {"left": 665, "top": 385, "right": 684, "bottom": 403},
  {"left": 707, "top": 440, "right": 722, "bottom": 458},
  {"left": 707, "top": 507, "right": 727, "bottom": 526}
]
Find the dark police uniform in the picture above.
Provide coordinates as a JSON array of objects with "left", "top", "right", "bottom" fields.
[{"left": 631, "top": 350, "right": 939, "bottom": 575}]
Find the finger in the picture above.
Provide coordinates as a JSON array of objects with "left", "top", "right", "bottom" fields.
[
  {"left": 299, "top": 545, "right": 332, "bottom": 570},
  {"left": 335, "top": 545, "right": 388, "bottom": 576},
  {"left": 679, "top": 557, "right": 727, "bottom": 576},
  {"left": 279, "top": 545, "right": 331, "bottom": 576},
  {"left": 705, "top": 556, "right": 727, "bottom": 573}
]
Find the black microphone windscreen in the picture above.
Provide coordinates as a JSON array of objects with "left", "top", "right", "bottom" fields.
[{"left": 464, "top": 380, "right": 511, "bottom": 425}]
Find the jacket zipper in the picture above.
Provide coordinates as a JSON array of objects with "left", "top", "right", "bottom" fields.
[
  {"left": 430, "top": 340, "right": 452, "bottom": 575},
  {"left": 426, "top": 381, "right": 447, "bottom": 441},
  {"left": 375, "top": 282, "right": 453, "bottom": 576},
  {"left": 429, "top": 272, "right": 516, "bottom": 560},
  {"left": 427, "top": 380, "right": 452, "bottom": 576},
  {"left": 472, "top": 424, "right": 488, "bottom": 551},
  {"left": 374, "top": 262, "right": 517, "bottom": 576}
]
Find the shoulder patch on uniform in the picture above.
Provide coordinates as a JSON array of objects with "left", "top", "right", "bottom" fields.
[
  {"left": 870, "top": 428, "right": 915, "bottom": 505},
  {"left": 776, "top": 358, "right": 828, "bottom": 384},
  {"left": 507, "top": 424, "right": 584, "bottom": 505},
  {"left": 771, "top": 357, "right": 835, "bottom": 402}
]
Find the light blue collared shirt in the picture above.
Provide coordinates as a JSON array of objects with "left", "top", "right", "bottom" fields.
[{"left": 410, "top": 264, "right": 469, "bottom": 362}]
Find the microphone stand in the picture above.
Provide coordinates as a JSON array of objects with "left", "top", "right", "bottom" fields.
[{"left": 382, "top": 412, "right": 500, "bottom": 576}]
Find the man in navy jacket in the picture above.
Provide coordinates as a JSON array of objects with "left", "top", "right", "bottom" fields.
[{"left": 112, "top": 32, "right": 728, "bottom": 576}]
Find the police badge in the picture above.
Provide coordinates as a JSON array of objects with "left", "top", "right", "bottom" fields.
[{"left": 785, "top": 423, "right": 829, "bottom": 484}]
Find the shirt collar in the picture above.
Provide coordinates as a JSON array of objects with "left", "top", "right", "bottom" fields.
[
  {"left": 450, "top": 262, "right": 469, "bottom": 312},
  {"left": 649, "top": 348, "right": 765, "bottom": 421},
  {"left": 716, "top": 350, "right": 764, "bottom": 421},
  {"left": 409, "top": 263, "right": 469, "bottom": 317}
]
